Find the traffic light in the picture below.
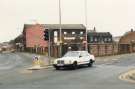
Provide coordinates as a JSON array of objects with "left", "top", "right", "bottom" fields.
[{"left": 44, "top": 29, "right": 49, "bottom": 40}]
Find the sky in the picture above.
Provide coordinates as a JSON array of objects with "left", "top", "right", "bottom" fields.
[{"left": 0, "top": 0, "right": 134, "bottom": 43}]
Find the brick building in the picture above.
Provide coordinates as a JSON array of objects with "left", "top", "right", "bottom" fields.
[
  {"left": 44, "top": 24, "right": 86, "bottom": 57},
  {"left": 119, "top": 29, "right": 135, "bottom": 54},
  {"left": 87, "top": 29, "right": 118, "bottom": 56},
  {"left": 23, "top": 24, "right": 48, "bottom": 54},
  {"left": 22, "top": 24, "right": 86, "bottom": 57},
  {"left": 22, "top": 24, "right": 128, "bottom": 57}
]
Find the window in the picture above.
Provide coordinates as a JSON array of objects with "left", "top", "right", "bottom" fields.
[
  {"left": 72, "top": 32, "right": 75, "bottom": 35},
  {"left": 95, "top": 38, "right": 97, "bottom": 42},
  {"left": 64, "top": 32, "right": 67, "bottom": 35},
  {"left": 81, "top": 52, "right": 89, "bottom": 56},
  {"left": 54, "top": 31, "right": 58, "bottom": 43},
  {"left": 54, "top": 31, "right": 58, "bottom": 37},
  {"left": 100, "top": 38, "right": 103, "bottom": 42},
  {"left": 80, "top": 37, "right": 83, "bottom": 40},
  {"left": 108, "top": 38, "right": 112, "bottom": 42},
  {"left": 90, "top": 37, "right": 93, "bottom": 42},
  {"left": 104, "top": 38, "right": 107, "bottom": 42},
  {"left": 80, "top": 31, "right": 83, "bottom": 34}
]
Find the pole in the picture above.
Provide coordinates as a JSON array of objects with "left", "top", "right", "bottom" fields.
[
  {"left": 59, "top": 0, "right": 62, "bottom": 57},
  {"left": 85, "top": 0, "right": 88, "bottom": 51},
  {"left": 48, "top": 30, "right": 51, "bottom": 64}
]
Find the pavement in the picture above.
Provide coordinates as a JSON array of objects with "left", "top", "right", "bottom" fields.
[
  {"left": 119, "top": 69, "right": 135, "bottom": 83},
  {"left": 17, "top": 52, "right": 55, "bottom": 66}
]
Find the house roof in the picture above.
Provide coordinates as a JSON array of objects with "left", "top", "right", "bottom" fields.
[
  {"left": 44, "top": 24, "right": 86, "bottom": 29},
  {"left": 24, "top": 24, "right": 86, "bottom": 30},
  {"left": 87, "top": 32, "right": 112, "bottom": 37}
]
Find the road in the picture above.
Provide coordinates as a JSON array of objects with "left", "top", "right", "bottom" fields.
[{"left": 0, "top": 53, "right": 135, "bottom": 89}]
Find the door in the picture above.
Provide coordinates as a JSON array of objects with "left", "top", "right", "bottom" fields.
[{"left": 79, "top": 52, "right": 90, "bottom": 65}]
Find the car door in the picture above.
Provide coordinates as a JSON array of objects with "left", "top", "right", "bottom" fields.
[
  {"left": 82, "top": 52, "right": 90, "bottom": 64},
  {"left": 77, "top": 52, "right": 83, "bottom": 65},
  {"left": 78, "top": 52, "right": 88, "bottom": 65}
]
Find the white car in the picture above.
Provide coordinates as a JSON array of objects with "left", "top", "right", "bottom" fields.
[{"left": 53, "top": 51, "right": 95, "bottom": 70}]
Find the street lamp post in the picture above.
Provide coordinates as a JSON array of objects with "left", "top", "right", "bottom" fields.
[
  {"left": 85, "top": 0, "right": 88, "bottom": 51},
  {"left": 59, "top": 0, "right": 62, "bottom": 57}
]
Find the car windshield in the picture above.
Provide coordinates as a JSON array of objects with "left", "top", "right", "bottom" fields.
[{"left": 64, "top": 51, "right": 79, "bottom": 57}]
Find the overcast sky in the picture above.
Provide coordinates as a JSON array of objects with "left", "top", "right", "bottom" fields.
[{"left": 0, "top": 0, "right": 134, "bottom": 42}]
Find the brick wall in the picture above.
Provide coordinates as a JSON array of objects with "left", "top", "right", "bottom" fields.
[
  {"left": 88, "top": 43, "right": 118, "bottom": 56},
  {"left": 24, "top": 24, "right": 48, "bottom": 48}
]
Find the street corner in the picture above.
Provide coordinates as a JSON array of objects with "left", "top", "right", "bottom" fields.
[
  {"left": 21, "top": 65, "right": 53, "bottom": 73},
  {"left": 119, "top": 68, "right": 135, "bottom": 83}
]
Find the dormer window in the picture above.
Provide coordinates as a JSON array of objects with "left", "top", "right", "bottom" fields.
[
  {"left": 95, "top": 38, "right": 97, "bottom": 42},
  {"left": 104, "top": 38, "right": 107, "bottom": 42},
  {"left": 108, "top": 38, "right": 111, "bottom": 42}
]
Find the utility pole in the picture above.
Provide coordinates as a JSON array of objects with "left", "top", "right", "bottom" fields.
[
  {"left": 85, "top": 0, "right": 88, "bottom": 51},
  {"left": 59, "top": 0, "right": 62, "bottom": 57}
]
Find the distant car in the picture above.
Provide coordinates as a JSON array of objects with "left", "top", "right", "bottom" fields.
[{"left": 53, "top": 51, "right": 95, "bottom": 70}]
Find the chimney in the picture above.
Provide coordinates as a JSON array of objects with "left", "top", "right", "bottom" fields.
[
  {"left": 131, "top": 28, "right": 134, "bottom": 32},
  {"left": 93, "top": 27, "right": 96, "bottom": 32}
]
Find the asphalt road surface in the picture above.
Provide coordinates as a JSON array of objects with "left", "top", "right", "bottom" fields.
[{"left": 0, "top": 53, "right": 135, "bottom": 89}]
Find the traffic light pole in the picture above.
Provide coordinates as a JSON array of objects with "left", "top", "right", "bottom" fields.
[
  {"left": 48, "top": 30, "right": 51, "bottom": 64},
  {"left": 44, "top": 29, "right": 51, "bottom": 64}
]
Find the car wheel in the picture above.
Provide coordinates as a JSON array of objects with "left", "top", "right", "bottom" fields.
[
  {"left": 72, "top": 61, "right": 78, "bottom": 69},
  {"left": 88, "top": 60, "right": 93, "bottom": 67}
]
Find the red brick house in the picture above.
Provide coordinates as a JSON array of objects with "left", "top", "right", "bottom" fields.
[
  {"left": 23, "top": 24, "right": 48, "bottom": 54},
  {"left": 119, "top": 29, "right": 135, "bottom": 54}
]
